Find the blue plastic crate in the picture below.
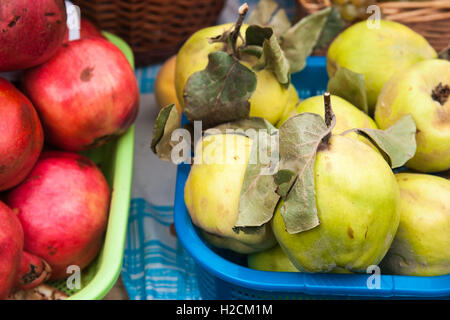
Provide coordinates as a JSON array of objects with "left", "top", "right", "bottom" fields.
[{"left": 174, "top": 57, "right": 450, "bottom": 300}]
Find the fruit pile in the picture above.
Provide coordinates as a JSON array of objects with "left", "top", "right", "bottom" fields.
[
  {"left": 0, "top": 0, "right": 139, "bottom": 299},
  {"left": 153, "top": 0, "right": 449, "bottom": 280}
]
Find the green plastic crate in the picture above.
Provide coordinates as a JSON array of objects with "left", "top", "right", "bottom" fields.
[{"left": 45, "top": 32, "right": 135, "bottom": 300}]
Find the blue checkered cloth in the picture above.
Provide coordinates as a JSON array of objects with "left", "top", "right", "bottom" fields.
[
  {"left": 121, "top": 0, "right": 296, "bottom": 300},
  {"left": 123, "top": 199, "right": 200, "bottom": 300}
]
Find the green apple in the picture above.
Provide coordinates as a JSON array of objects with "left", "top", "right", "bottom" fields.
[
  {"left": 375, "top": 59, "right": 450, "bottom": 173},
  {"left": 175, "top": 24, "right": 300, "bottom": 125},
  {"left": 327, "top": 20, "right": 437, "bottom": 113},
  {"left": 380, "top": 173, "right": 450, "bottom": 276},
  {"left": 184, "top": 133, "right": 276, "bottom": 254},
  {"left": 272, "top": 134, "right": 400, "bottom": 273}
]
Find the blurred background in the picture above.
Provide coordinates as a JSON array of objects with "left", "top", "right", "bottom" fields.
[{"left": 73, "top": 0, "right": 449, "bottom": 67}]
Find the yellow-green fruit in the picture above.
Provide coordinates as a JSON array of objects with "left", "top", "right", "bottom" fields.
[
  {"left": 184, "top": 134, "right": 277, "bottom": 254},
  {"left": 272, "top": 135, "right": 400, "bottom": 273},
  {"left": 276, "top": 85, "right": 300, "bottom": 128},
  {"left": 380, "top": 173, "right": 450, "bottom": 276},
  {"left": 248, "top": 245, "right": 299, "bottom": 272},
  {"left": 375, "top": 59, "right": 450, "bottom": 173},
  {"left": 247, "top": 245, "right": 353, "bottom": 274},
  {"left": 276, "top": 94, "right": 378, "bottom": 149},
  {"left": 175, "top": 24, "right": 299, "bottom": 125},
  {"left": 327, "top": 20, "right": 437, "bottom": 113},
  {"left": 200, "top": 230, "right": 276, "bottom": 254},
  {"left": 276, "top": 94, "right": 377, "bottom": 132},
  {"left": 154, "top": 55, "right": 181, "bottom": 115}
]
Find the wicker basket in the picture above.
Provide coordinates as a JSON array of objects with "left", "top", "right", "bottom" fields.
[
  {"left": 73, "top": 0, "right": 225, "bottom": 67},
  {"left": 297, "top": 0, "right": 450, "bottom": 52}
]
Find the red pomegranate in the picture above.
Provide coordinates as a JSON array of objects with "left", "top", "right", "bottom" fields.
[
  {"left": 22, "top": 37, "right": 139, "bottom": 152},
  {"left": 64, "top": 18, "right": 106, "bottom": 42},
  {"left": 5, "top": 151, "right": 110, "bottom": 280},
  {"left": 0, "top": 201, "right": 23, "bottom": 300},
  {"left": 14, "top": 251, "right": 52, "bottom": 291},
  {"left": 0, "top": 0, "right": 67, "bottom": 72},
  {"left": 0, "top": 78, "right": 44, "bottom": 192}
]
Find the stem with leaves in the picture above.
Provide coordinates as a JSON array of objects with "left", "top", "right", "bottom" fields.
[{"left": 230, "top": 3, "right": 249, "bottom": 59}]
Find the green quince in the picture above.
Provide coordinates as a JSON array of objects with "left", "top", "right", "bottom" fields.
[
  {"left": 175, "top": 24, "right": 300, "bottom": 125},
  {"left": 375, "top": 59, "right": 450, "bottom": 173},
  {"left": 272, "top": 134, "right": 400, "bottom": 273},
  {"left": 276, "top": 94, "right": 377, "bottom": 132},
  {"left": 247, "top": 244, "right": 353, "bottom": 274},
  {"left": 247, "top": 245, "right": 298, "bottom": 272},
  {"left": 184, "top": 133, "right": 277, "bottom": 254},
  {"left": 380, "top": 173, "right": 450, "bottom": 276},
  {"left": 327, "top": 20, "right": 437, "bottom": 113}
]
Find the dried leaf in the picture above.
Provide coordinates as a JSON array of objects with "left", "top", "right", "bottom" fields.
[
  {"left": 327, "top": 67, "right": 369, "bottom": 114},
  {"left": 276, "top": 112, "right": 335, "bottom": 234},
  {"left": 214, "top": 118, "right": 281, "bottom": 229},
  {"left": 314, "top": 7, "right": 346, "bottom": 49},
  {"left": 348, "top": 115, "right": 417, "bottom": 168},
  {"left": 247, "top": 0, "right": 278, "bottom": 26},
  {"left": 247, "top": 0, "right": 291, "bottom": 38},
  {"left": 215, "top": 118, "right": 280, "bottom": 228},
  {"left": 235, "top": 125, "right": 280, "bottom": 228},
  {"left": 245, "top": 25, "right": 273, "bottom": 47},
  {"left": 273, "top": 169, "right": 296, "bottom": 197},
  {"left": 255, "top": 34, "right": 291, "bottom": 85},
  {"left": 266, "top": 8, "right": 291, "bottom": 38},
  {"left": 244, "top": 25, "right": 290, "bottom": 85},
  {"left": 235, "top": 160, "right": 280, "bottom": 228},
  {"left": 150, "top": 104, "right": 181, "bottom": 161},
  {"left": 280, "top": 8, "right": 332, "bottom": 74},
  {"left": 183, "top": 51, "right": 257, "bottom": 128},
  {"left": 240, "top": 45, "right": 264, "bottom": 58}
]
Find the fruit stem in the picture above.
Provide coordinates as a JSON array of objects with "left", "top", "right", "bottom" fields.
[
  {"left": 324, "top": 92, "right": 334, "bottom": 127},
  {"left": 230, "top": 3, "right": 249, "bottom": 59},
  {"left": 323, "top": 92, "right": 334, "bottom": 144}
]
